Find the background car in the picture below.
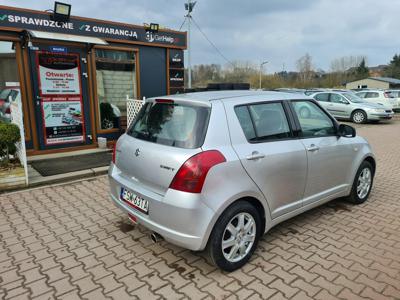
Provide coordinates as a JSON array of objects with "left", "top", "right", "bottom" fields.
[
  {"left": 386, "top": 90, "right": 400, "bottom": 111},
  {"left": 355, "top": 90, "right": 397, "bottom": 110},
  {"left": 0, "top": 87, "right": 20, "bottom": 123},
  {"left": 309, "top": 91, "right": 394, "bottom": 123},
  {"left": 109, "top": 91, "right": 376, "bottom": 271}
]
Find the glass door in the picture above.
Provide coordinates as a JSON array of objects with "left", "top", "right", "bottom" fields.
[{"left": 29, "top": 44, "right": 92, "bottom": 150}]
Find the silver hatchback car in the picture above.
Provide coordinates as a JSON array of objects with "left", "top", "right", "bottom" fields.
[{"left": 109, "top": 91, "right": 376, "bottom": 271}]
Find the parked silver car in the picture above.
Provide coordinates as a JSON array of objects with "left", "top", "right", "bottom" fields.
[
  {"left": 309, "top": 91, "right": 394, "bottom": 123},
  {"left": 109, "top": 91, "right": 376, "bottom": 271}
]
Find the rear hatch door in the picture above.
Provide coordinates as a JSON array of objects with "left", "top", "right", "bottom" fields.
[{"left": 116, "top": 99, "right": 211, "bottom": 195}]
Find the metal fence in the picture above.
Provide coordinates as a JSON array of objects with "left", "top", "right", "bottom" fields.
[{"left": 126, "top": 96, "right": 145, "bottom": 128}]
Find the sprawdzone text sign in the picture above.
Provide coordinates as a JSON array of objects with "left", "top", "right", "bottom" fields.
[{"left": 0, "top": 6, "right": 186, "bottom": 48}]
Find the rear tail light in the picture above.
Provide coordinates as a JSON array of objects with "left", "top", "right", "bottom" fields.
[
  {"left": 169, "top": 150, "right": 226, "bottom": 193},
  {"left": 5, "top": 107, "right": 10, "bottom": 114},
  {"left": 112, "top": 143, "right": 117, "bottom": 164}
]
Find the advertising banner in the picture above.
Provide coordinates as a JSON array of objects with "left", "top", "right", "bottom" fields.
[
  {"left": 37, "top": 51, "right": 85, "bottom": 145},
  {"left": 38, "top": 52, "right": 80, "bottom": 95},
  {"left": 169, "top": 49, "right": 184, "bottom": 69},
  {"left": 0, "top": 6, "right": 186, "bottom": 48},
  {"left": 168, "top": 49, "right": 184, "bottom": 94}
]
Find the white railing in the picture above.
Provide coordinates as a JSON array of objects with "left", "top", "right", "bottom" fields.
[
  {"left": 10, "top": 97, "right": 28, "bottom": 186},
  {"left": 126, "top": 96, "right": 145, "bottom": 128}
]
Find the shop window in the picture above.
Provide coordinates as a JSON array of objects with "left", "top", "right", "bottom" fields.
[
  {"left": 0, "top": 41, "right": 21, "bottom": 123},
  {"left": 95, "top": 49, "right": 137, "bottom": 130}
]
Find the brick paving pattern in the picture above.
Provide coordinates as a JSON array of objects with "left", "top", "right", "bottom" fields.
[{"left": 0, "top": 120, "right": 400, "bottom": 299}]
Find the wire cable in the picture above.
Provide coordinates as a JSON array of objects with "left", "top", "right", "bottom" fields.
[
  {"left": 179, "top": 17, "right": 187, "bottom": 31},
  {"left": 191, "top": 17, "right": 234, "bottom": 67}
]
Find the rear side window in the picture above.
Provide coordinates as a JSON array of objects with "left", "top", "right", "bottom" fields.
[
  {"left": 235, "top": 102, "right": 291, "bottom": 142},
  {"left": 314, "top": 93, "right": 330, "bottom": 102},
  {"left": 127, "top": 102, "right": 210, "bottom": 149},
  {"left": 356, "top": 92, "right": 366, "bottom": 98},
  {"left": 366, "top": 92, "right": 379, "bottom": 98},
  {"left": 235, "top": 106, "right": 256, "bottom": 140}
]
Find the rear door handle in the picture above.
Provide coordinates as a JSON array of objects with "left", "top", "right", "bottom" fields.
[
  {"left": 306, "top": 144, "right": 320, "bottom": 152},
  {"left": 246, "top": 151, "right": 265, "bottom": 160}
]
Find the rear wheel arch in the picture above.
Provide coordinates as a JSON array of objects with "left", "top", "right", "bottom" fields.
[
  {"left": 364, "top": 156, "right": 376, "bottom": 175},
  {"left": 210, "top": 196, "right": 267, "bottom": 240},
  {"left": 241, "top": 197, "right": 266, "bottom": 237},
  {"left": 205, "top": 198, "right": 266, "bottom": 271}
]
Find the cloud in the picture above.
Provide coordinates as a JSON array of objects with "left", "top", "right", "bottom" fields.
[{"left": 2, "top": 0, "right": 400, "bottom": 72}]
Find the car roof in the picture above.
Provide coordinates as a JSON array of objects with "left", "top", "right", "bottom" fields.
[{"left": 150, "top": 90, "right": 311, "bottom": 105}]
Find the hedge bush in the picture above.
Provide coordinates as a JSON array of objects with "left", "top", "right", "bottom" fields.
[{"left": 0, "top": 122, "right": 21, "bottom": 164}]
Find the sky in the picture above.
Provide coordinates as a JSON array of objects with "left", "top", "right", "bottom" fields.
[{"left": 2, "top": 0, "right": 400, "bottom": 73}]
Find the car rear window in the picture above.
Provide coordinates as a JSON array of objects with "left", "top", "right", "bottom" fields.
[
  {"left": 235, "top": 102, "right": 291, "bottom": 142},
  {"left": 127, "top": 102, "right": 210, "bottom": 149}
]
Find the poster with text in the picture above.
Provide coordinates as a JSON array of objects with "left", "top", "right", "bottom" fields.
[
  {"left": 38, "top": 52, "right": 81, "bottom": 95},
  {"left": 41, "top": 100, "right": 84, "bottom": 144}
]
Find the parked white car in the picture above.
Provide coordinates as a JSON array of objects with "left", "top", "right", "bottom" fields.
[
  {"left": 386, "top": 90, "right": 400, "bottom": 111},
  {"left": 0, "top": 87, "right": 20, "bottom": 123},
  {"left": 355, "top": 90, "right": 397, "bottom": 110}
]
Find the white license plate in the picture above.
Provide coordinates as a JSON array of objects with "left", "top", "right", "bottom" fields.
[{"left": 120, "top": 187, "right": 149, "bottom": 214}]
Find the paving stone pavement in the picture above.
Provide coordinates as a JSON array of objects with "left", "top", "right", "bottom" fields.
[{"left": 0, "top": 120, "right": 400, "bottom": 300}]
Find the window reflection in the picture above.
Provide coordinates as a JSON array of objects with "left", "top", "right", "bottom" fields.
[{"left": 95, "top": 49, "right": 137, "bottom": 129}]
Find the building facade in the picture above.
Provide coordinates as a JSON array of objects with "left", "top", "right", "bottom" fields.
[
  {"left": 346, "top": 77, "right": 400, "bottom": 90},
  {"left": 0, "top": 5, "right": 186, "bottom": 155}
]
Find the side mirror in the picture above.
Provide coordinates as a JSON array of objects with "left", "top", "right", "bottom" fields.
[{"left": 338, "top": 124, "right": 356, "bottom": 138}]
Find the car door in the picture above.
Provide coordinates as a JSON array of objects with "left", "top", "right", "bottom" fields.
[
  {"left": 313, "top": 93, "right": 332, "bottom": 113},
  {"left": 228, "top": 101, "right": 307, "bottom": 219},
  {"left": 329, "top": 93, "right": 351, "bottom": 118},
  {"left": 290, "top": 100, "right": 356, "bottom": 205}
]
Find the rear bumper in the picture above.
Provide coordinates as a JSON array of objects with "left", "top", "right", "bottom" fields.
[{"left": 108, "top": 163, "right": 215, "bottom": 251}]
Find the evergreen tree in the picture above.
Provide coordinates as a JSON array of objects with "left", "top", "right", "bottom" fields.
[
  {"left": 384, "top": 54, "right": 400, "bottom": 78},
  {"left": 355, "top": 58, "right": 369, "bottom": 79}
]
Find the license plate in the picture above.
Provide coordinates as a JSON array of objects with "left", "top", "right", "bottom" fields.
[{"left": 120, "top": 187, "right": 149, "bottom": 214}]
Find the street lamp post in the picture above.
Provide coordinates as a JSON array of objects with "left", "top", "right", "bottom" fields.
[{"left": 259, "top": 61, "right": 268, "bottom": 90}]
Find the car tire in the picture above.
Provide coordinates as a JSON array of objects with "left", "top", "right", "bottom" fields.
[
  {"left": 206, "top": 201, "right": 262, "bottom": 272},
  {"left": 345, "top": 160, "right": 374, "bottom": 204},
  {"left": 351, "top": 110, "right": 367, "bottom": 124},
  {"left": 299, "top": 107, "right": 311, "bottom": 119}
]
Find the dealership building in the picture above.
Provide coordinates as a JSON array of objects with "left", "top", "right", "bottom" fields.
[{"left": 0, "top": 4, "right": 186, "bottom": 155}]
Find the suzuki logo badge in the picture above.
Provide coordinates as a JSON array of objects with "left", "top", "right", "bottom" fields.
[{"left": 134, "top": 148, "right": 140, "bottom": 157}]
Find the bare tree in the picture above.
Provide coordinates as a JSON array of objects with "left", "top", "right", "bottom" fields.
[
  {"left": 330, "top": 55, "right": 367, "bottom": 73},
  {"left": 296, "top": 53, "right": 314, "bottom": 83}
]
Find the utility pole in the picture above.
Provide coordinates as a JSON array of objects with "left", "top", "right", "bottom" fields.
[
  {"left": 185, "top": 0, "right": 196, "bottom": 89},
  {"left": 259, "top": 61, "right": 268, "bottom": 90}
]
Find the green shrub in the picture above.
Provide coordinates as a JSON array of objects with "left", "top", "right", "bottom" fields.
[{"left": 0, "top": 123, "right": 21, "bottom": 164}]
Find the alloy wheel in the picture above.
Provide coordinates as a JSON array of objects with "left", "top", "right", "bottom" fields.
[
  {"left": 221, "top": 212, "right": 256, "bottom": 263},
  {"left": 353, "top": 111, "right": 365, "bottom": 123},
  {"left": 357, "top": 168, "right": 372, "bottom": 199}
]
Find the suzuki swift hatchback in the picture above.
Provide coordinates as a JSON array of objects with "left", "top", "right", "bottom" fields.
[{"left": 109, "top": 91, "right": 375, "bottom": 271}]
